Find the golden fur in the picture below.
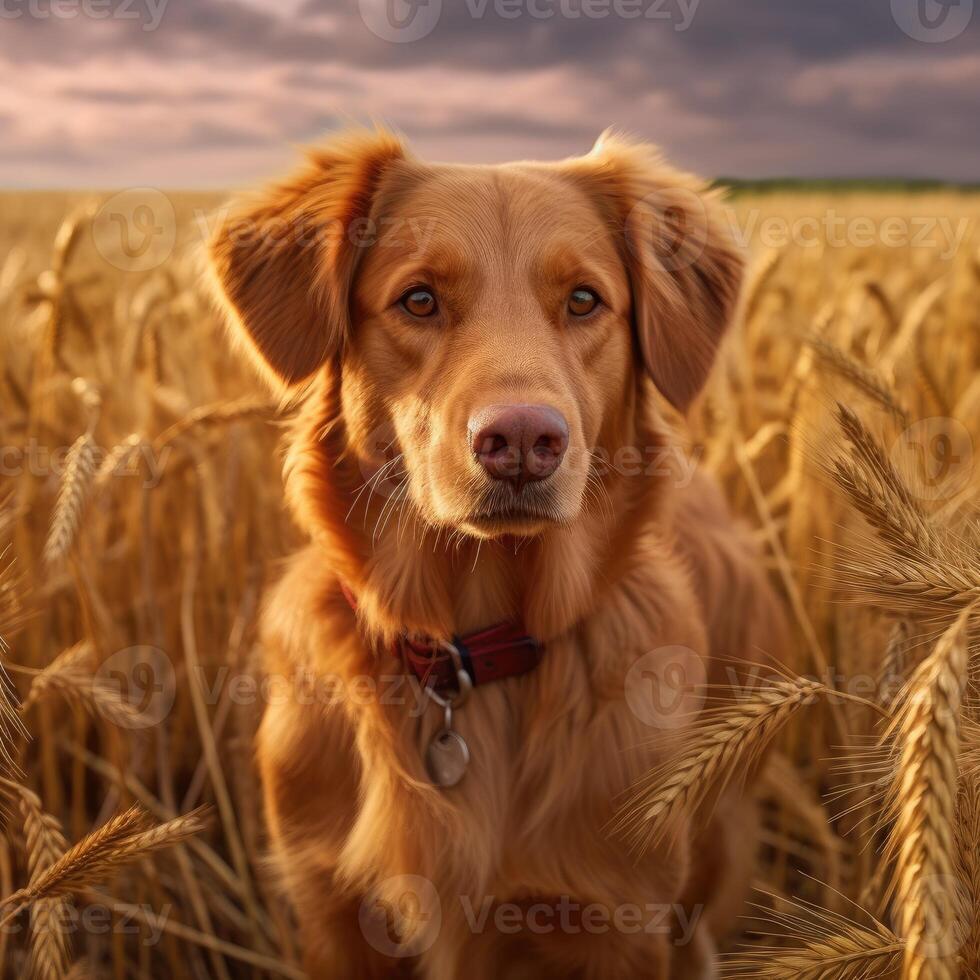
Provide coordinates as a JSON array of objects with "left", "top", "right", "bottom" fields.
[{"left": 209, "top": 128, "right": 786, "bottom": 978}]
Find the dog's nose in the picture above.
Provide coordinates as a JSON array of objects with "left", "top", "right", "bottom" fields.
[{"left": 469, "top": 404, "right": 569, "bottom": 486}]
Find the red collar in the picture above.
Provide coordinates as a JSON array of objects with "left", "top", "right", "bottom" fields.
[{"left": 341, "top": 585, "right": 544, "bottom": 698}]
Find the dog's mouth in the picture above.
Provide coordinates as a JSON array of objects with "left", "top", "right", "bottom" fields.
[{"left": 461, "top": 483, "right": 567, "bottom": 537}]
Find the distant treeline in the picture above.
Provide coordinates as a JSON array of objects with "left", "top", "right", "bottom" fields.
[{"left": 714, "top": 177, "right": 980, "bottom": 194}]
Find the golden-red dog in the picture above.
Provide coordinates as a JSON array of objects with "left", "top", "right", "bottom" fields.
[{"left": 209, "top": 128, "right": 785, "bottom": 978}]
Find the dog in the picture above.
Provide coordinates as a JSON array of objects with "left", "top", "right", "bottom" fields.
[{"left": 208, "top": 128, "right": 786, "bottom": 978}]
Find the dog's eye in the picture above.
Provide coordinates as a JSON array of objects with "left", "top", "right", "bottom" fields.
[
  {"left": 568, "top": 288, "right": 599, "bottom": 317},
  {"left": 399, "top": 288, "right": 437, "bottom": 319}
]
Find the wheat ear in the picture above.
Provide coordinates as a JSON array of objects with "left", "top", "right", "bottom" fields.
[
  {"left": 13, "top": 783, "right": 71, "bottom": 980},
  {"left": 43, "top": 433, "right": 97, "bottom": 565},
  {"left": 611, "top": 677, "right": 826, "bottom": 854},
  {"left": 94, "top": 433, "right": 144, "bottom": 488},
  {"left": 833, "top": 403, "right": 932, "bottom": 552},
  {"left": 831, "top": 404, "right": 980, "bottom": 630},
  {"left": 956, "top": 771, "right": 980, "bottom": 975},
  {"left": 884, "top": 605, "right": 974, "bottom": 980},
  {"left": 17, "top": 642, "right": 93, "bottom": 715},
  {"left": 721, "top": 892, "right": 903, "bottom": 978},
  {"left": 806, "top": 335, "right": 909, "bottom": 425},
  {"left": 0, "top": 645, "right": 29, "bottom": 790},
  {"left": 0, "top": 805, "right": 211, "bottom": 926},
  {"left": 18, "top": 642, "right": 142, "bottom": 730}
]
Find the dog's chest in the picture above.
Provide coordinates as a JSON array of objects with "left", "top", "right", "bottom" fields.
[{"left": 346, "top": 561, "right": 708, "bottom": 892}]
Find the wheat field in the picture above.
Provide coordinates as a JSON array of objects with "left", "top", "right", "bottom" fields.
[{"left": 0, "top": 188, "right": 978, "bottom": 978}]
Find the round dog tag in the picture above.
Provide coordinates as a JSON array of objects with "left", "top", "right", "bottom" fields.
[{"left": 425, "top": 729, "right": 470, "bottom": 788}]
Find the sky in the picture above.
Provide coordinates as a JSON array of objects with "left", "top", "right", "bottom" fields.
[{"left": 0, "top": 0, "right": 978, "bottom": 187}]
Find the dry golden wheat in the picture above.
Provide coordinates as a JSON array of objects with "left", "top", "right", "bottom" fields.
[
  {"left": 830, "top": 404, "right": 980, "bottom": 641},
  {"left": 94, "top": 433, "right": 144, "bottom": 488},
  {"left": 17, "top": 641, "right": 142, "bottom": 729},
  {"left": 721, "top": 892, "right": 904, "bottom": 978},
  {"left": 883, "top": 605, "right": 975, "bottom": 980},
  {"left": 806, "top": 336, "right": 910, "bottom": 425},
  {"left": 0, "top": 805, "right": 211, "bottom": 927},
  {"left": 740, "top": 247, "right": 782, "bottom": 326},
  {"left": 14, "top": 782, "right": 71, "bottom": 980},
  {"left": 42, "top": 432, "right": 97, "bottom": 566},
  {"left": 612, "top": 677, "right": 827, "bottom": 853},
  {"left": 2, "top": 188, "right": 979, "bottom": 977},
  {"left": 956, "top": 772, "right": 980, "bottom": 976}
]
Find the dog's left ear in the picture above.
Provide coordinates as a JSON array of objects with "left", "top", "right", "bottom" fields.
[{"left": 564, "top": 133, "right": 743, "bottom": 412}]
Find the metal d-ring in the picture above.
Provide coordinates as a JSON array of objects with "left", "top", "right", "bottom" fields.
[{"left": 422, "top": 639, "right": 472, "bottom": 712}]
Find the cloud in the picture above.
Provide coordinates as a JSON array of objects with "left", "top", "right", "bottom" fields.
[{"left": 0, "top": 0, "right": 977, "bottom": 185}]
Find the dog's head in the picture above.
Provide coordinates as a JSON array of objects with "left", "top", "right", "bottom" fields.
[{"left": 210, "top": 129, "right": 741, "bottom": 540}]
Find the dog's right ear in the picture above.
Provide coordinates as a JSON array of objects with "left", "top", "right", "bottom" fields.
[{"left": 208, "top": 129, "right": 406, "bottom": 389}]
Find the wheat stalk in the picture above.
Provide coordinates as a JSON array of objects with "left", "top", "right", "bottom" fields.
[
  {"left": 94, "top": 433, "right": 144, "bottom": 488},
  {"left": 955, "top": 772, "right": 980, "bottom": 976},
  {"left": 721, "top": 891, "right": 903, "bottom": 978},
  {"left": 31, "top": 208, "right": 93, "bottom": 379},
  {"left": 611, "top": 677, "right": 827, "bottom": 853},
  {"left": 0, "top": 649, "right": 29, "bottom": 792},
  {"left": 881, "top": 275, "right": 947, "bottom": 378},
  {"left": 884, "top": 605, "right": 975, "bottom": 980},
  {"left": 831, "top": 404, "right": 980, "bottom": 634},
  {"left": 0, "top": 542, "right": 26, "bottom": 640},
  {"left": 0, "top": 805, "right": 211, "bottom": 927},
  {"left": 17, "top": 642, "right": 93, "bottom": 714},
  {"left": 806, "top": 335, "right": 909, "bottom": 425},
  {"left": 864, "top": 280, "right": 899, "bottom": 333},
  {"left": 12, "top": 783, "right": 71, "bottom": 980},
  {"left": 17, "top": 642, "right": 142, "bottom": 729},
  {"left": 152, "top": 397, "right": 273, "bottom": 451},
  {"left": 914, "top": 325, "right": 951, "bottom": 416},
  {"left": 833, "top": 403, "right": 932, "bottom": 551},
  {"left": 43, "top": 433, "right": 97, "bottom": 565},
  {"left": 741, "top": 248, "right": 782, "bottom": 325},
  {"left": 879, "top": 619, "right": 915, "bottom": 704}
]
